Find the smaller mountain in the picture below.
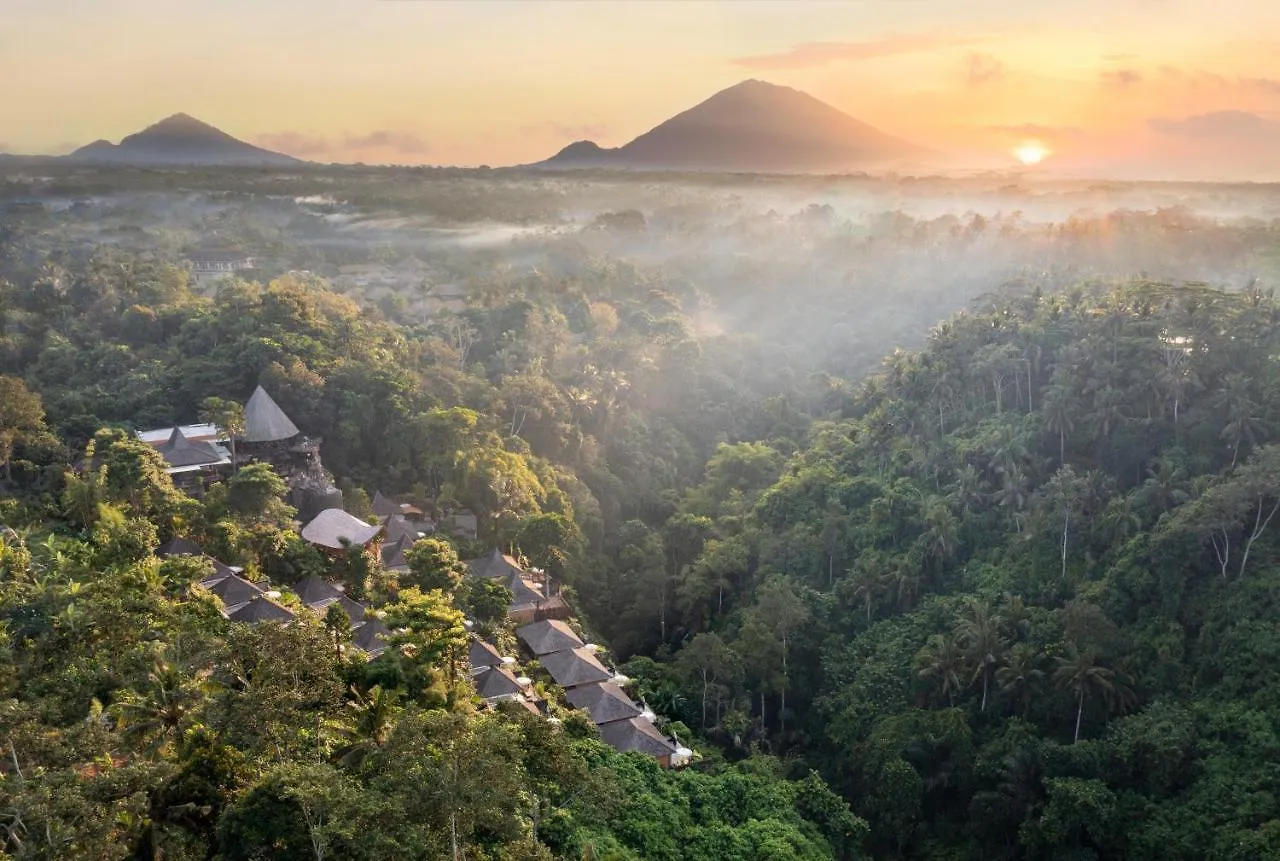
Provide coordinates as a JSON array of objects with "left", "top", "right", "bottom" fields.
[
  {"left": 69, "top": 114, "right": 299, "bottom": 167},
  {"left": 537, "top": 79, "right": 929, "bottom": 173}
]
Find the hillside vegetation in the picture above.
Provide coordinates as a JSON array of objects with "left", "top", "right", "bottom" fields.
[{"left": 4, "top": 187, "right": 1280, "bottom": 857}]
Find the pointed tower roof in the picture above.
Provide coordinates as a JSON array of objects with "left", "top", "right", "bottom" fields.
[{"left": 243, "top": 386, "right": 300, "bottom": 443}]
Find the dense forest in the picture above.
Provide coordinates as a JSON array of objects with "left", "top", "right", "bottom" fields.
[{"left": 4, "top": 168, "right": 1280, "bottom": 858}]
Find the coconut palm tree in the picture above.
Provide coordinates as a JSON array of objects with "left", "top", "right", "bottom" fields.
[
  {"left": 997, "top": 643, "right": 1044, "bottom": 717},
  {"left": 1052, "top": 646, "right": 1131, "bottom": 743},
  {"left": 917, "top": 633, "right": 965, "bottom": 707},
  {"left": 113, "top": 658, "right": 210, "bottom": 756},
  {"left": 955, "top": 601, "right": 1007, "bottom": 712}
]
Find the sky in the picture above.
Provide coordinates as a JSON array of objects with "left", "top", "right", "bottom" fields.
[{"left": 3, "top": 0, "right": 1279, "bottom": 178}]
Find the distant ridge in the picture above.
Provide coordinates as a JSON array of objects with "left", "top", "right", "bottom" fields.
[
  {"left": 68, "top": 113, "right": 300, "bottom": 167},
  {"left": 536, "top": 79, "right": 929, "bottom": 173}
]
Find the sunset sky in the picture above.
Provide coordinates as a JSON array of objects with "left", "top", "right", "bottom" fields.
[{"left": 4, "top": 0, "right": 1279, "bottom": 177}]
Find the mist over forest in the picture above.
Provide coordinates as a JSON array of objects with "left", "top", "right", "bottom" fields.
[{"left": 4, "top": 164, "right": 1280, "bottom": 859}]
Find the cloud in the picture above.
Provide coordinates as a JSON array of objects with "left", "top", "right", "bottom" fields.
[
  {"left": 1157, "top": 67, "right": 1280, "bottom": 94},
  {"left": 987, "top": 123, "right": 1086, "bottom": 141},
  {"left": 732, "top": 33, "right": 981, "bottom": 71},
  {"left": 255, "top": 129, "right": 429, "bottom": 159},
  {"left": 343, "top": 130, "right": 429, "bottom": 155},
  {"left": 1147, "top": 110, "right": 1279, "bottom": 141},
  {"left": 1100, "top": 68, "right": 1143, "bottom": 87},
  {"left": 963, "top": 52, "right": 1005, "bottom": 86},
  {"left": 533, "top": 122, "right": 610, "bottom": 141},
  {"left": 1101, "top": 53, "right": 1138, "bottom": 62}
]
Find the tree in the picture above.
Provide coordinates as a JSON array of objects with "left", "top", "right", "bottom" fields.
[
  {"left": 917, "top": 633, "right": 965, "bottom": 707},
  {"left": 676, "top": 632, "right": 740, "bottom": 730},
  {"left": 1052, "top": 646, "right": 1126, "bottom": 743},
  {"left": 459, "top": 577, "right": 513, "bottom": 630},
  {"left": 955, "top": 601, "right": 1007, "bottom": 712},
  {"left": 0, "top": 376, "right": 46, "bottom": 484},
  {"left": 200, "top": 396, "right": 246, "bottom": 471},
  {"left": 404, "top": 538, "right": 468, "bottom": 594},
  {"left": 226, "top": 462, "right": 295, "bottom": 525},
  {"left": 750, "top": 576, "right": 810, "bottom": 734},
  {"left": 323, "top": 603, "right": 352, "bottom": 662},
  {"left": 996, "top": 643, "right": 1043, "bottom": 717},
  {"left": 383, "top": 587, "right": 469, "bottom": 691}
]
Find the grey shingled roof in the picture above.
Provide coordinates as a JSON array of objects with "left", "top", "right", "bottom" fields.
[
  {"left": 383, "top": 514, "right": 422, "bottom": 545},
  {"left": 371, "top": 491, "right": 401, "bottom": 518},
  {"left": 157, "top": 427, "right": 225, "bottom": 468},
  {"left": 226, "top": 595, "right": 296, "bottom": 625},
  {"left": 243, "top": 386, "right": 300, "bottom": 443},
  {"left": 334, "top": 595, "right": 367, "bottom": 625},
  {"left": 516, "top": 620, "right": 583, "bottom": 656},
  {"left": 290, "top": 574, "right": 342, "bottom": 609},
  {"left": 597, "top": 717, "right": 677, "bottom": 758},
  {"left": 381, "top": 534, "right": 411, "bottom": 571},
  {"left": 156, "top": 537, "right": 204, "bottom": 558},
  {"left": 473, "top": 666, "right": 525, "bottom": 699},
  {"left": 204, "top": 574, "right": 263, "bottom": 610},
  {"left": 353, "top": 619, "right": 390, "bottom": 656},
  {"left": 469, "top": 638, "right": 505, "bottom": 670},
  {"left": 508, "top": 575, "right": 545, "bottom": 610},
  {"left": 565, "top": 682, "right": 642, "bottom": 725},
  {"left": 538, "top": 647, "right": 611, "bottom": 689},
  {"left": 301, "top": 509, "right": 383, "bottom": 550},
  {"left": 466, "top": 548, "right": 524, "bottom": 580}
]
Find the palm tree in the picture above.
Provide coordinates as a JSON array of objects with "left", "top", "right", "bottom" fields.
[
  {"left": 1219, "top": 373, "right": 1264, "bottom": 467},
  {"left": 917, "top": 633, "right": 965, "bottom": 707},
  {"left": 955, "top": 601, "right": 1007, "bottom": 711},
  {"left": 1052, "top": 646, "right": 1127, "bottom": 743},
  {"left": 113, "top": 658, "right": 209, "bottom": 756},
  {"left": 843, "top": 558, "right": 884, "bottom": 624},
  {"left": 997, "top": 643, "right": 1044, "bottom": 717},
  {"left": 1042, "top": 381, "right": 1077, "bottom": 464},
  {"left": 919, "top": 495, "right": 959, "bottom": 573},
  {"left": 329, "top": 685, "right": 401, "bottom": 768}
]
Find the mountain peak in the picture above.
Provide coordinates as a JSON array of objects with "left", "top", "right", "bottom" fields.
[
  {"left": 539, "top": 80, "right": 928, "bottom": 173},
  {"left": 69, "top": 114, "right": 299, "bottom": 166}
]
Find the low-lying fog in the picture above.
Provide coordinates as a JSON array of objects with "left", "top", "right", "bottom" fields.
[{"left": 4, "top": 167, "right": 1278, "bottom": 381}]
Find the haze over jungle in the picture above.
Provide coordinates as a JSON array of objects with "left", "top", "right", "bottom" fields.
[{"left": 5, "top": 2, "right": 1280, "bottom": 860}]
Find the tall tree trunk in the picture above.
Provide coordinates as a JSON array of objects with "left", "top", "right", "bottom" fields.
[
  {"left": 780, "top": 636, "right": 788, "bottom": 734},
  {"left": 450, "top": 810, "right": 460, "bottom": 861},
  {"left": 700, "top": 671, "right": 708, "bottom": 730},
  {"left": 1061, "top": 509, "right": 1070, "bottom": 581},
  {"left": 980, "top": 670, "right": 988, "bottom": 712},
  {"left": 1074, "top": 688, "right": 1085, "bottom": 743}
]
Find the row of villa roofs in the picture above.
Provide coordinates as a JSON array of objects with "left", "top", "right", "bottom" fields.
[
  {"left": 157, "top": 537, "right": 390, "bottom": 656},
  {"left": 140, "top": 413, "right": 683, "bottom": 765},
  {"left": 463, "top": 548, "right": 691, "bottom": 768}
]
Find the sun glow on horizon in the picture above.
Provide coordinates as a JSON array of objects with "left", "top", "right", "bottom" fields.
[{"left": 1014, "top": 142, "right": 1050, "bottom": 165}]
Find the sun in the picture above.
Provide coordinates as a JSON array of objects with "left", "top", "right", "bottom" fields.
[{"left": 1014, "top": 142, "right": 1050, "bottom": 165}]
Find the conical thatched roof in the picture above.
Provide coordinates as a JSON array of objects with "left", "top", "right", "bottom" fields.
[{"left": 243, "top": 385, "right": 300, "bottom": 443}]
